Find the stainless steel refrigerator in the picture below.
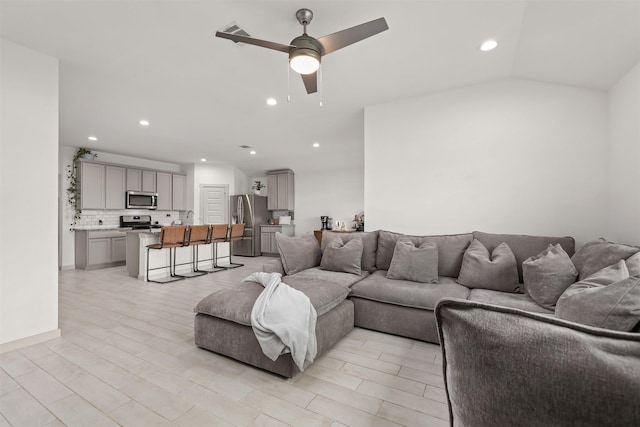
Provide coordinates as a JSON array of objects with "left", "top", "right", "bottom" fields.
[{"left": 230, "top": 194, "right": 269, "bottom": 256}]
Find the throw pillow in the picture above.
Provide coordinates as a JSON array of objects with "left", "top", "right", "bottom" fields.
[
  {"left": 571, "top": 238, "right": 640, "bottom": 280},
  {"left": 556, "top": 266, "right": 640, "bottom": 332},
  {"left": 523, "top": 244, "right": 578, "bottom": 310},
  {"left": 274, "top": 232, "right": 321, "bottom": 275},
  {"left": 386, "top": 240, "right": 439, "bottom": 283},
  {"left": 320, "top": 238, "right": 363, "bottom": 275},
  {"left": 626, "top": 252, "right": 640, "bottom": 276},
  {"left": 457, "top": 240, "right": 519, "bottom": 292}
]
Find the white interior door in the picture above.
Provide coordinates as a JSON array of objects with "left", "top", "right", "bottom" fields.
[{"left": 200, "top": 184, "right": 228, "bottom": 224}]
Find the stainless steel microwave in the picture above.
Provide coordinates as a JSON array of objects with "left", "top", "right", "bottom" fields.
[{"left": 126, "top": 191, "right": 158, "bottom": 210}]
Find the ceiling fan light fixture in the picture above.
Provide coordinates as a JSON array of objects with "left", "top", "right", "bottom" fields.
[{"left": 289, "top": 50, "right": 320, "bottom": 75}]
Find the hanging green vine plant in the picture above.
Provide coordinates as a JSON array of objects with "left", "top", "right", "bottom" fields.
[{"left": 66, "top": 148, "right": 97, "bottom": 224}]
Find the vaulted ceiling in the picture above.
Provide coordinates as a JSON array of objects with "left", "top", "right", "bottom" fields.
[{"left": 2, "top": 1, "right": 639, "bottom": 175}]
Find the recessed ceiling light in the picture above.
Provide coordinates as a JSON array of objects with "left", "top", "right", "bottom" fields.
[
  {"left": 250, "top": 150, "right": 256, "bottom": 155},
  {"left": 88, "top": 136, "right": 97, "bottom": 141},
  {"left": 266, "top": 98, "right": 277, "bottom": 106},
  {"left": 313, "top": 142, "right": 320, "bottom": 148},
  {"left": 200, "top": 158, "right": 207, "bottom": 162},
  {"left": 480, "top": 39, "right": 498, "bottom": 51},
  {"left": 139, "top": 119, "right": 150, "bottom": 126}
]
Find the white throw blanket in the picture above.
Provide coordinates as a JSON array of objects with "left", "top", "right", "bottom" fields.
[{"left": 245, "top": 272, "right": 317, "bottom": 371}]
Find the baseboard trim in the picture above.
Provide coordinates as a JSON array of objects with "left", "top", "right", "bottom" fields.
[
  {"left": 0, "top": 329, "right": 61, "bottom": 354},
  {"left": 59, "top": 264, "right": 75, "bottom": 271}
]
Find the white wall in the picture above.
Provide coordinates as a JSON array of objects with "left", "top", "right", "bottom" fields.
[
  {"left": 294, "top": 168, "right": 364, "bottom": 235},
  {"left": 607, "top": 61, "right": 640, "bottom": 245},
  {"left": 1, "top": 39, "right": 60, "bottom": 346},
  {"left": 364, "top": 78, "right": 608, "bottom": 247}
]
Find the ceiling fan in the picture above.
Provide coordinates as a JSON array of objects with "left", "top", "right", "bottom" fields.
[{"left": 215, "top": 9, "right": 388, "bottom": 94}]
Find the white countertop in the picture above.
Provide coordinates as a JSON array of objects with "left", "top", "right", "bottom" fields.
[
  {"left": 73, "top": 226, "right": 130, "bottom": 231},
  {"left": 260, "top": 224, "right": 295, "bottom": 227}
]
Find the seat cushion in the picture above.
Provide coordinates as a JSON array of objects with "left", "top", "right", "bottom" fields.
[
  {"left": 467, "top": 288, "right": 554, "bottom": 315},
  {"left": 195, "top": 278, "right": 351, "bottom": 325},
  {"left": 350, "top": 270, "right": 470, "bottom": 310},
  {"left": 287, "top": 267, "right": 368, "bottom": 288}
]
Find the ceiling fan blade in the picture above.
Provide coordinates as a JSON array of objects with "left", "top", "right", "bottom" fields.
[
  {"left": 301, "top": 72, "right": 318, "bottom": 94},
  {"left": 215, "top": 31, "right": 293, "bottom": 53},
  {"left": 317, "top": 17, "right": 388, "bottom": 55}
]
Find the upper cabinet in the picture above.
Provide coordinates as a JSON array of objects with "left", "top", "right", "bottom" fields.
[
  {"left": 126, "top": 168, "right": 156, "bottom": 192},
  {"left": 155, "top": 172, "right": 187, "bottom": 211},
  {"left": 79, "top": 162, "right": 125, "bottom": 210},
  {"left": 267, "top": 169, "right": 294, "bottom": 211},
  {"left": 77, "top": 159, "right": 186, "bottom": 211},
  {"left": 172, "top": 174, "right": 187, "bottom": 211},
  {"left": 156, "top": 172, "right": 172, "bottom": 210}
]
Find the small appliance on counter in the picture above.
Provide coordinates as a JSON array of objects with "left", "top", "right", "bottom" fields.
[
  {"left": 321, "top": 216, "right": 329, "bottom": 230},
  {"left": 120, "top": 215, "right": 162, "bottom": 230}
]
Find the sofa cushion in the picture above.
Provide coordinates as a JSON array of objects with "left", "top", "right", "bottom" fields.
[
  {"left": 522, "top": 244, "right": 578, "bottom": 310},
  {"left": 467, "top": 288, "right": 554, "bottom": 315},
  {"left": 322, "top": 230, "right": 378, "bottom": 273},
  {"left": 556, "top": 273, "right": 640, "bottom": 332},
  {"left": 195, "top": 278, "right": 352, "bottom": 325},
  {"left": 275, "top": 232, "right": 321, "bottom": 275},
  {"left": 457, "top": 240, "right": 520, "bottom": 293},
  {"left": 288, "top": 267, "right": 368, "bottom": 288},
  {"left": 387, "top": 240, "right": 438, "bottom": 283},
  {"left": 376, "top": 231, "right": 473, "bottom": 277},
  {"left": 350, "top": 271, "right": 470, "bottom": 310},
  {"left": 320, "top": 237, "right": 363, "bottom": 275},
  {"left": 473, "top": 231, "right": 576, "bottom": 283},
  {"left": 435, "top": 298, "right": 640, "bottom": 427},
  {"left": 571, "top": 238, "right": 640, "bottom": 280}
]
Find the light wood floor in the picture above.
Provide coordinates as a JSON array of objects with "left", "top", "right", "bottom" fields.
[{"left": 0, "top": 257, "right": 449, "bottom": 426}]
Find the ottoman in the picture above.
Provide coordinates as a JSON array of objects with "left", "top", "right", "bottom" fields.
[{"left": 194, "top": 279, "right": 354, "bottom": 377}]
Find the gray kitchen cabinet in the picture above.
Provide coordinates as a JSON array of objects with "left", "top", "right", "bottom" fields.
[
  {"left": 266, "top": 170, "right": 294, "bottom": 211},
  {"left": 75, "top": 230, "right": 126, "bottom": 270},
  {"left": 260, "top": 225, "right": 295, "bottom": 255},
  {"left": 80, "top": 162, "right": 105, "bottom": 209},
  {"left": 142, "top": 170, "right": 156, "bottom": 192},
  {"left": 156, "top": 172, "right": 172, "bottom": 210},
  {"left": 111, "top": 236, "right": 126, "bottom": 262},
  {"left": 79, "top": 162, "right": 125, "bottom": 210},
  {"left": 105, "top": 166, "right": 126, "bottom": 209},
  {"left": 127, "top": 168, "right": 156, "bottom": 192},
  {"left": 172, "top": 174, "right": 187, "bottom": 211}
]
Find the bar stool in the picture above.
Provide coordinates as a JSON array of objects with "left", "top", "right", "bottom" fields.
[
  {"left": 226, "top": 223, "right": 245, "bottom": 269},
  {"left": 207, "top": 224, "right": 230, "bottom": 272},
  {"left": 183, "top": 224, "right": 210, "bottom": 277},
  {"left": 146, "top": 225, "right": 188, "bottom": 283}
]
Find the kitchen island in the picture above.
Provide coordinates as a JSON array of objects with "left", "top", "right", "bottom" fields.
[{"left": 125, "top": 229, "right": 230, "bottom": 280}]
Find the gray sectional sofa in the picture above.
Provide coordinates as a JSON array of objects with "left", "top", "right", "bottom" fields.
[{"left": 194, "top": 228, "right": 640, "bottom": 378}]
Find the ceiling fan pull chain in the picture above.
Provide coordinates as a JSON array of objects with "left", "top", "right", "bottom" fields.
[
  {"left": 319, "top": 65, "right": 323, "bottom": 108},
  {"left": 287, "top": 61, "right": 291, "bottom": 102}
]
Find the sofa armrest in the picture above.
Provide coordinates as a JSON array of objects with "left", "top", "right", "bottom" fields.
[
  {"left": 262, "top": 258, "right": 285, "bottom": 276},
  {"left": 435, "top": 298, "right": 640, "bottom": 427}
]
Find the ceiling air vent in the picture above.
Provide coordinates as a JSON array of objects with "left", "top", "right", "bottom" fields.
[{"left": 220, "top": 22, "right": 250, "bottom": 45}]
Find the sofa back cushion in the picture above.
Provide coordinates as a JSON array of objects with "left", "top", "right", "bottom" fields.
[
  {"left": 376, "top": 231, "right": 473, "bottom": 277},
  {"left": 322, "top": 230, "right": 378, "bottom": 273},
  {"left": 571, "top": 238, "right": 640, "bottom": 280},
  {"left": 473, "top": 231, "right": 576, "bottom": 283}
]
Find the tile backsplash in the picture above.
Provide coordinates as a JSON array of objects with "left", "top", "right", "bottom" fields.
[{"left": 74, "top": 210, "right": 183, "bottom": 228}]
